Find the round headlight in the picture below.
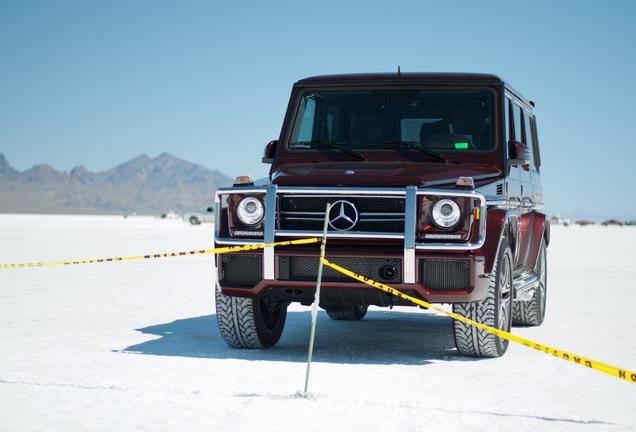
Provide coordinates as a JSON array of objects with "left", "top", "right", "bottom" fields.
[
  {"left": 432, "top": 199, "right": 461, "bottom": 228},
  {"left": 237, "top": 197, "right": 264, "bottom": 226}
]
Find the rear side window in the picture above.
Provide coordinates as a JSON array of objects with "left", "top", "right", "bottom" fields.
[
  {"left": 507, "top": 94, "right": 540, "bottom": 172},
  {"left": 527, "top": 114, "right": 541, "bottom": 170}
]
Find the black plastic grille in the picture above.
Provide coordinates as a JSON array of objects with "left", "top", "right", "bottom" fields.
[
  {"left": 278, "top": 195, "right": 405, "bottom": 233},
  {"left": 419, "top": 259, "right": 470, "bottom": 291},
  {"left": 221, "top": 254, "right": 261, "bottom": 286},
  {"left": 279, "top": 256, "right": 402, "bottom": 284}
]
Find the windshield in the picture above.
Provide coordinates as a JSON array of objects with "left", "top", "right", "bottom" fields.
[{"left": 288, "top": 89, "right": 494, "bottom": 155}]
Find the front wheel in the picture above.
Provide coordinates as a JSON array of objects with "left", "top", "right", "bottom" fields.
[
  {"left": 452, "top": 239, "right": 513, "bottom": 357},
  {"left": 215, "top": 284, "right": 287, "bottom": 348}
]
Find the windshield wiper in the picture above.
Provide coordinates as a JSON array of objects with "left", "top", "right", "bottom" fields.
[
  {"left": 370, "top": 141, "right": 448, "bottom": 163},
  {"left": 290, "top": 141, "right": 367, "bottom": 162}
]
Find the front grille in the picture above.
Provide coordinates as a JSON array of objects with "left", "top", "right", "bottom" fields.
[
  {"left": 279, "top": 256, "right": 402, "bottom": 284},
  {"left": 419, "top": 259, "right": 470, "bottom": 291},
  {"left": 221, "top": 254, "right": 261, "bottom": 286},
  {"left": 278, "top": 195, "right": 405, "bottom": 233}
]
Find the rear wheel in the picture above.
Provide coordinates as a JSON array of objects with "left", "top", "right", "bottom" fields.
[
  {"left": 326, "top": 305, "right": 368, "bottom": 321},
  {"left": 513, "top": 238, "right": 547, "bottom": 326},
  {"left": 453, "top": 239, "right": 513, "bottom": 357},
  {"left": 215, "top": 284, "right": 287, "bottom": 348}
]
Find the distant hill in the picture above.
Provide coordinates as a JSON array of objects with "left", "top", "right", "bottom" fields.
[{"left": 0, "top": 152, "right": 233, "bottom": 215}]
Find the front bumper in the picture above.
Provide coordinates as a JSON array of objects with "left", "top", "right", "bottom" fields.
[
  {"left": 216, "top": 246, "right": 490, "bottom": 305},
  {"left": 215, "top": 184, "right": 490, "bottom": 305}
]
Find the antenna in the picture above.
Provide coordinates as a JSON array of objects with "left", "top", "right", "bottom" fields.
[{"left": 397, "top": 65, "right": 401, "bottom": 77}]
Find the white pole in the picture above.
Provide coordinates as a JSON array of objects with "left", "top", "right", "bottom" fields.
[{"left": 304, "top": 203, "right": 330, "bottom": 395}]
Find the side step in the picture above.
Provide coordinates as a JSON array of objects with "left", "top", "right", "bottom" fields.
[{"left": 513, "top": 271, "right": 539, "bottom": 302}]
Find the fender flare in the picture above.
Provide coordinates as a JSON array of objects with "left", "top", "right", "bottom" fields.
[
  {"left": 482, "top": 208, "right": 518, "bottom": 274},
  {"left": 526, "top": 211, "right": 549, "bottom": 272}
]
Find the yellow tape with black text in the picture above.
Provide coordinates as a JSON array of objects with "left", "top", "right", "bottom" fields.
[
  {"left": 0, "top": 238, "right": 320, "bottom": 269},
  {"left": 2, "top": 235, "right": 633, "bottom": 384},
  {"left": 321, "top": 257, "right": 636, "bottom": 385}
]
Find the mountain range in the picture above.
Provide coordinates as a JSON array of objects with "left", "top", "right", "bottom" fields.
[{"left": 0, "top": 153, "right": 233, "bottom": 215}]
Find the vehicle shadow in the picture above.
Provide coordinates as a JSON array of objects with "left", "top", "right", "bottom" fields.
[{"left": 119, "top": 309, "right": 470, "bottom": 365}]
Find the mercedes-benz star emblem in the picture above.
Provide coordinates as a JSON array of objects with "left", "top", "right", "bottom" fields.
[{"left": 328, "top": 200, "right": 359, "bottom": 231}]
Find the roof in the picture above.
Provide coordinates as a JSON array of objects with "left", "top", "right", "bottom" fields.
[
  {"left": 295, "top": 72, "right": 505, "bottom": 87},
  {"left": 293, "top": 72, "right": 534, "bottom": 107}
]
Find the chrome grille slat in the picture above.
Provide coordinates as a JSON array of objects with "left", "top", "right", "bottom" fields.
[{"left": 278, "top": 194, "right": 406, "bottom": 234}]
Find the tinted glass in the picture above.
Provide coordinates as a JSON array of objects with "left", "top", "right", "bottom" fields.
[{"left": 289, "top": 90, "right": 494, "bottom": 151}]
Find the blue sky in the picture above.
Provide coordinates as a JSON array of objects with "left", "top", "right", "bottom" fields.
[{"left": 1, "top": 0, "right": 635, "bottom": 220}]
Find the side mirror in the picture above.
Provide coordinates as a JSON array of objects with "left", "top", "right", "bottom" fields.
[
  {"left": 262, "top": 140, "right": 278, "bottom": 164},
  {"left": 507, "top": 140, "right": 531, "bottom": 167}
]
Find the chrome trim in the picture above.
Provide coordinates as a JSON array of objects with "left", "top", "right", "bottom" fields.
[
  {"left": 280, "top": 211, "right": 403, "bottom": 219},
  {"left": 215, "top": 185, "right": 488, "bottom": 253},
  {"left": 215, "top": 239, "right": 266, "bottom": 246},
  {"left": 414, "top": 190, "right": 487, "bottom": 251},
  {"left": 217, "top": 186, "right": 269, "bottom": 194},
  {"left": 404, "top": 186, "right": 417, "bottom": 283},
  {"left": 263, "top": 184, "right": 278, "bottom": 280},
  {"left": 513, "top": 271, "right": 540, "bottom": 302},
  {"left": 214, "top": 192, "right": 222, "bottom": 241},
  {"left": 487, "top": 198, "right": 535, "bottom": 209},
  {"left": 274, "top": 231, "right": 404, "bottom": 239},
  {"left": 327, "top": 200, "right": 359, "bottom": 231},
  {"left": 264, "top": 187, "right": 408, "bottom": 196}
]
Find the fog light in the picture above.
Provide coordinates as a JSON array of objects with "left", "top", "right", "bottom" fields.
[{"left": 379, "top": 265, "right": 398, "bottom": 280}]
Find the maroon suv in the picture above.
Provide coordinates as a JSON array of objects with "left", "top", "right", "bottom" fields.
[{"left": 214, "top": 72, "right": 549, "bottom": 358}]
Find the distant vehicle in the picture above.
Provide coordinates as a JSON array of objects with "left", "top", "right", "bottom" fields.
[
  {"left": 576, "top": 219, "right": 595, "bottom": 226},
  {"left": 214, "top": 72, "right": 549, "bottom": 358},
  {"left": 160, "top": 210, "right": 181, "bottom": 220},
  {"left": 549, "top": 214, "right": 571, "bottom": 226},
  {"left": 183, "top": 207, "right": 214, "bottom": 225},
  {"left": 601, "top": 219, "right": 624, "bottom": 226}
]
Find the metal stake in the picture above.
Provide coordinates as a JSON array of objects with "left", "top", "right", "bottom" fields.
[{"left": 304, "top": 203, "right": 330, "bottom": 395}]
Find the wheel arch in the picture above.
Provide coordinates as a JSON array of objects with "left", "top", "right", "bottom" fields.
[
  {"left": 526, "top": 211, "right": 549, "bottom": 271},
  {"left": 482, "top": 208, "right": 518, "bottom": 274}
]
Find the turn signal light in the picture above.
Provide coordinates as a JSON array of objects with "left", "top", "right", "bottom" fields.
[{"left": 456, "top": 176, "right": 474, "bottom": 188}]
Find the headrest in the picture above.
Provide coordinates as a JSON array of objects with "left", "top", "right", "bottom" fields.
[
  {"left": 420, "top": 121, "right": 448, "bottom": 142},
  {"left": 453, "top": 107, "right": 485, "bottom": 135}
]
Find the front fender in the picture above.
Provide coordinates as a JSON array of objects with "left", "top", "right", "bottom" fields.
[
  {"left": 481, "top": 208, "right": 516, "bottom": 274},
  {"left": 524, "top": 212, "right": 549, "bottom": 272}
]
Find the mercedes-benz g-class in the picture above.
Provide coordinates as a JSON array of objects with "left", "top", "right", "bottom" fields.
[{"left": 214, "top": 72, "right": 549, "bottom": 357}]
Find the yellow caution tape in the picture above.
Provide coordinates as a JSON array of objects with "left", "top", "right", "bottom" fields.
[
  {"left": 0, "top": 238, "right": 320, "bottom": 269},
  {"left": 4, "top": 230, "right": 634, "bottom": 384},
  {"left": 321, "top": 257, "right": 636, "bottom": 385}
]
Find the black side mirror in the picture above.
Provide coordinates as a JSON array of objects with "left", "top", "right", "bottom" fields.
[{"left": 262, "top": 140, "right": 278, "bottom": 164}]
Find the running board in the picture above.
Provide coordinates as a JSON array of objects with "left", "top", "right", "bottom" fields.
[{"left": 513, "top": 272, "right": 540, "bottom": 302}]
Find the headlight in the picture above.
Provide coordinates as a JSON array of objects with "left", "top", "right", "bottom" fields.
[
  {"left": 237, "top": 197, "right": 264, "bottom": 226},
  {"left": 432, "top": 199, "right": 461, "bottom": 228}
]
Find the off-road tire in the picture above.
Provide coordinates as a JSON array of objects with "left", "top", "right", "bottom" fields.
[
  {"left": 215, "top": 284, "right": 287, "bottom": 348},
  {"left": 326, "top": 305, "right": 368, "bottom": 321},
  {"left": 513, "top": 238, "right": 547, "bottom": 326},
  {"left": 189, "top": 216, "right": 201, "bottom": 225},
  {"left": 452, "top": 239, "right": 513, "bottom": 357}
]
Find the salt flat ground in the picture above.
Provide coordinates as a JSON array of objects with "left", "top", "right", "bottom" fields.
[{"left": 0, "top": 214, "right": 634, "bottom": 432}]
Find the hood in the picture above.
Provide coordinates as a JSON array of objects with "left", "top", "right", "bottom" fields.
[{"left": 271, "top": 162, "right": 502, "bottom": 188}]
